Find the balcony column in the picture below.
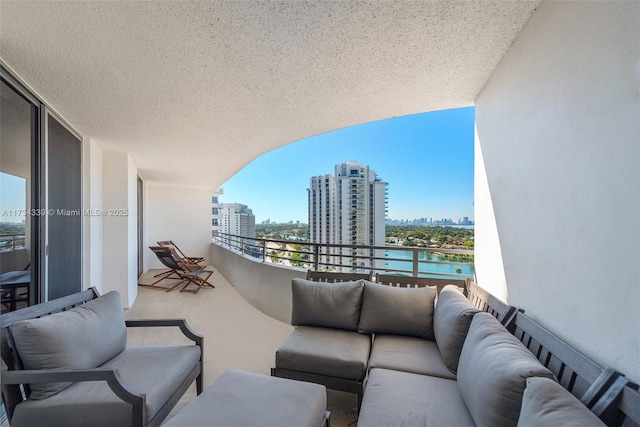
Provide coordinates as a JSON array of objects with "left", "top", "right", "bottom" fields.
[{"left": 101, "top": 151, "right": 138, "bottom": 308}]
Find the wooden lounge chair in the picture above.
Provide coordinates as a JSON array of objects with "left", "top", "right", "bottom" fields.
[
  {"left": 144, "top": 246, "right": 214, "bottom": 293},
  {"left": 146, "top": 241, "right": 205, "bottom": 285},
  {"left": 157, "top": 240, "right": 205, "bottom": 264}
]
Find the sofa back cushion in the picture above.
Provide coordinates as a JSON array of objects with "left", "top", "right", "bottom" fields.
[
  {"left": 517, "top": 377, "right": 605, "bottom": 427},
  {"left": 434, "top": 285, "right": 480, "bottom": 374},
  {"left": 358, "top": 281, "right": 436, "bottom": 340},
  {"left": 291, "top": 278, "right": 364, "bottom": 331},
  {"left": 457, "top": 312, "right": 555, "bottom": 427},
  {"left": 11, "top": 291, "right": 127, "bottom": 399}
]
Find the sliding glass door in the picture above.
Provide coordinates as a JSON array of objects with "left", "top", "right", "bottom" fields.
[
  {"left": 0, "top": 78, "right": 39, "bottom": 312},
  {"left": 45, "top": 111, "right": 82, "bottom": 300},
  {"left": 1, "top": 68, "right": 83, "bottom": 309}
]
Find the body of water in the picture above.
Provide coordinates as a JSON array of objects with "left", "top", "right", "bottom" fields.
[{"left": 385, "top": 249, "right": 475, "bottom": 278}]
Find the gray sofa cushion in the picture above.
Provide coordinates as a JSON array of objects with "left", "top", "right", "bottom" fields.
[
  {"left": 163, "top": 369, "right": 327, "bottom": 427},
  {"left": 10, "top": 291, "right": 127, "bottom": 399},
  {"left": 457, "top": 312, "right": 555, "bottom": 427},
  {"left": 517, "top": 377, "right": 606, "bottom": 427},
  {"left": 358, "top": 282, "right": 436, "bottom": 339},
  {"left": 275, "top": 326, "right": 371, "bottom": 380},
  {"left": 368, "top": 334, "right": 456, "bottom": 380},
  {"left": 10, "top": 345, "right": 201, "bottom": 427},
  {"left": 291, "top": 278, "right": 364, "bottom": 331},
  {"left": 434, "top": 285, "right": 480, "bottom": 374},
  {"left": 358, "top": 368, "right": 475, "bottom": 427}
]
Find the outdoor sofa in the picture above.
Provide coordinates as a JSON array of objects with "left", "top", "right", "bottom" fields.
[{"left": 272, "top": 277, "right": 637, "bottom": 426}]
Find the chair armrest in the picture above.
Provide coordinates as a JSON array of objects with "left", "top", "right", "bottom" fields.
[
  {"left": 2, "top": 367, "right": 145, "bottom": 406},
  {"left": 125, "top": 319, "right": 203, "bottom": 347}
]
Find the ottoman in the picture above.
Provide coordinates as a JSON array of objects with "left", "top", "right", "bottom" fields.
[{"left": 163, "top": 369, "right": 329, "bottom": 427}]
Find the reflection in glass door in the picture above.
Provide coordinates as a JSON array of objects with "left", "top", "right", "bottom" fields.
[{"left": 0, "top": 79, "right": 38, "bottom": 312}]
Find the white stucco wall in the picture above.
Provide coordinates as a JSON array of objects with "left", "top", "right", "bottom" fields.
[
  {"left": 475, "top": 0, "right": 639, "bottom": 382},
  {"left": 88, "top": 139, "right": 103, "bottom": 293},
  {"left": 145, "top": 183, "right": 213, "bottom": 271},
  {"left": 101, "top": 151, "right": 138, "bottom": 307},
  {"left": 126, "top": 155, "right": 138, "bottom": 305},
  {"left": 473, "top": 129, "right": 507, "bottom": 301}
]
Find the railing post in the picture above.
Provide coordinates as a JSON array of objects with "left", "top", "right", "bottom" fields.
[
  {"left": 313, "top": 244, "right": 319, "bottom": 271},
  {"left": 412, "top": 250, "right": 419, "bottom": 277},
  {"left": 262, "top": 240, "right": 267, "bottom": 263}
]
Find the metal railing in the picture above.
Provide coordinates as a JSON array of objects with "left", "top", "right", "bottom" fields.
[
  {"left": 212, "top": 231, "right": 474, "bottom": 279},
  {"left": 0, "top": 235, "right": 26, "bottom": 252}
]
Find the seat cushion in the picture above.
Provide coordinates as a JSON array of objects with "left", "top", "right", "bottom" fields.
[
  {"left": 164, "top": 369, "right": 327, "bottom": 427},
  {"left": 517, "top": 377, "right": 606, "bottom": 427},
  {"left": 10, "top": 345, "right": 201, "bottom": 427},
  {"left": 275, "top": 326, "right": 371, "bottom": 380},
  {"left": 291, "top": 278, "right": 365, "bottom": 331},
  {"left": 434, "top": 284, "right": 480, "bottom": 374},
  {"left": 368, "top": 335, "right": 456, "bottom": 380},
  {"left": 10, "top": 291, "right": 127, "bottom": 399},
  {"left": 457, "top": 312, "right": 555, "bottom": 427},
  {"left": 358, "top": 281, "right": 436, "bottom": 340},
  {"left": 358, "top": 368, "right": 475, "bottom": 427}
]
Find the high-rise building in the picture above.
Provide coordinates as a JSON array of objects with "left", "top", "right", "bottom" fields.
[
  {"left": 212, "top": 190, "right": 256, "bottom": 243},
  {"left": 308, "top": 161, "right": 388, "bottom": 272},
  {"left": 211, "top": 189, "right": 224, "bottom": 235}
]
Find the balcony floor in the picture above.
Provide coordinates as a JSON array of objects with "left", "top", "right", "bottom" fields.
[{"left": 132, "top": 268, "right": 358, "bottom": 426}]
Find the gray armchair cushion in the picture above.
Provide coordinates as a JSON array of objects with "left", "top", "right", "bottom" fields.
[
  {"left": 10, "top": 345, "right": 201, "bottom": 427},
  {"left": 517, "top": 377, "right": 606, "bottom": 427},
  {"left": 10, "top": 291, "right": 127, "bottom": 399},
  {"left": 457, "top": 312, "right": 555, "bottom": 427},
  {"left": 163, "top": 369, "right": 327, "bottom": 427},
  {"left": 434, "top": 285, "right": 480, "bottom": 374},
  {"left": 276, "top": 326, "right": 371, "bottom": 380},
  {"left": 291, "top": 278, "right": 364, "bottom": 331},
  {"left": 358, "top": 368, "right": 475, "bottom": 427},
  {"left": 358, "top": 282, "right": 436, "bottom": 339},
  {"left": 368, "top": 335, "right": 456, "bottom": 380}
]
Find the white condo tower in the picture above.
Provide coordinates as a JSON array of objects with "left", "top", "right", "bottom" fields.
[{"left": 308, "top": 161, "right": 388, "bottom": 272}]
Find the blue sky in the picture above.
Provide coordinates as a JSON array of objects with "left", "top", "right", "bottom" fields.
[
  {"left": 220, "top": 107, "right": 475, "bottom": 224},
  {"left": 0, "top": 173, "right": 27, "bottom": 223}
]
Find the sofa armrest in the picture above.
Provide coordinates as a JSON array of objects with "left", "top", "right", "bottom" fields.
[
  {"left": 125, "top": 319, "right": 203, "bottom": 347},
  {"left": 3, "top": 367, "right": 146, "bottom": 426},
  {"left": 2, "top": 367, "right": 145, "bottom": 404},
  {"left": 2, "top": 366, "right": 146, "bottom": 426}
]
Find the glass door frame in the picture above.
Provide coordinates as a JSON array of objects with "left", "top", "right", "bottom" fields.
[
  {"left": 41, "top": 107, "right": 84, "bottom": 301},
  {"left": 1, "top": 65, "right": 42, "bottom": 306}
]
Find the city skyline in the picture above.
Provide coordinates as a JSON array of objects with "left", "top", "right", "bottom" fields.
[{"left": 219, "top": 107, "right": 474, "bottom": 223}]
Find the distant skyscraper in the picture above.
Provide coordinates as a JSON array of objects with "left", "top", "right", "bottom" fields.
[{"left": 308, "top": 161, "right": 388, "bottom": 272}]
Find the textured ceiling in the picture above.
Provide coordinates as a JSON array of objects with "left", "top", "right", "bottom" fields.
[{"left": 0, "top": 1, "right": 539, "bottom": 189}]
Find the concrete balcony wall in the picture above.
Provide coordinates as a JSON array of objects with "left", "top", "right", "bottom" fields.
[
  {"left": 211, "top": 243, "right": 304, "bottom": 324},
  {"left": 475, "top": 1, "right": 639, "bottom": 382}
]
